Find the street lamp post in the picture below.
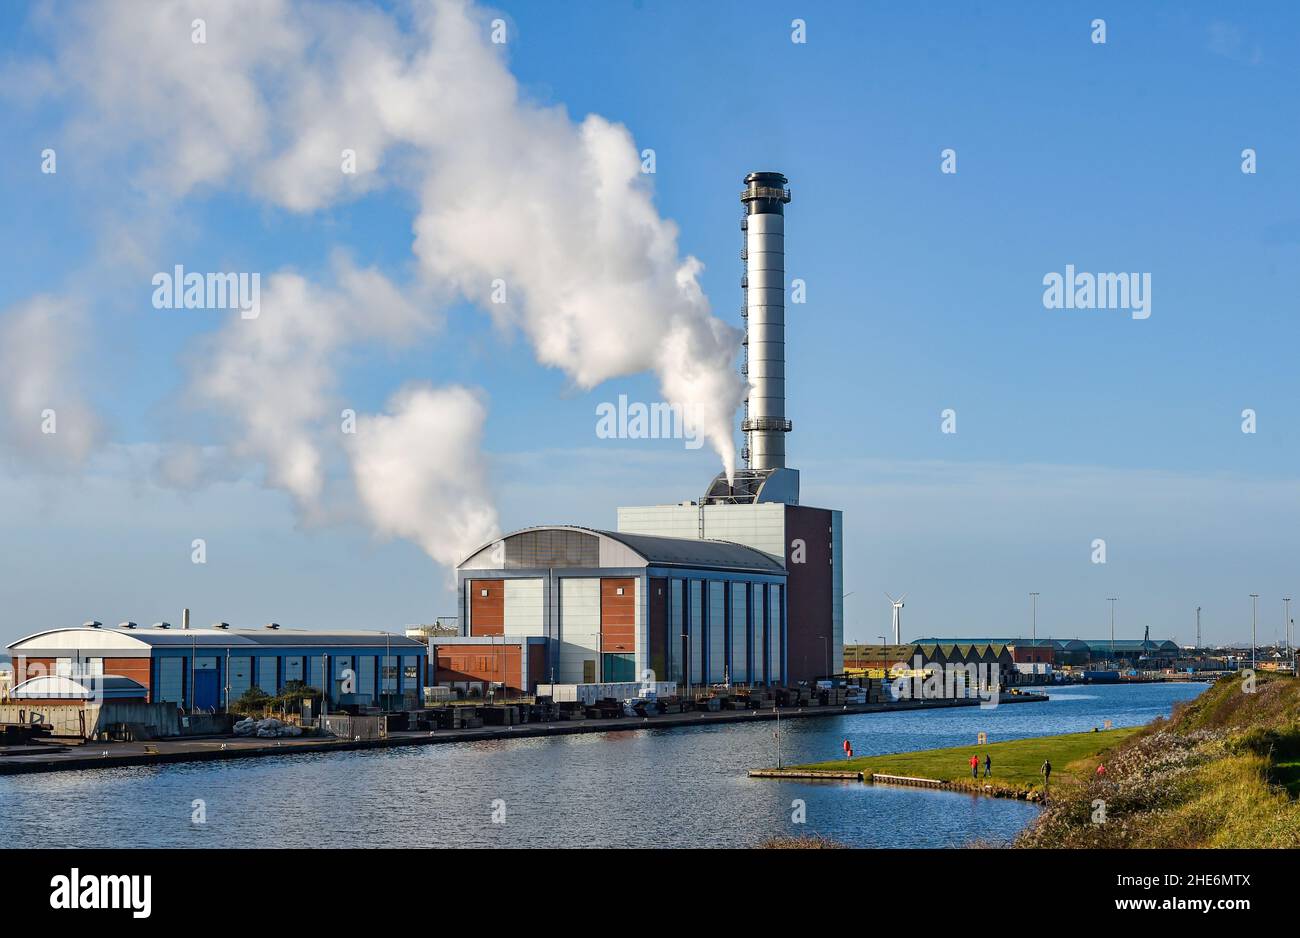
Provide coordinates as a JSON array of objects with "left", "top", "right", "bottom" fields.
[
  {"left": 1250, "top": 594, "right": 1259, "bottom": 669},
  {"left": 1107, "top": 598, "right": 1118, "bottom": 664},
  {"left": 1030, "top": 592, "right": 1039, "bottom": 644},
  {"left": 681, "top": 632, "right": 690, "bottom": 700},
  {"left": 1195, "top": 606, "right": 1201, "bottom": 650},
  {"left": 1283, "top": 597, "right": 1292, "bottom": 662}
]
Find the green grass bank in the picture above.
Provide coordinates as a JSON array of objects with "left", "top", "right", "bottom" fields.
[{"left": 791, "top": 728, "right": 1138, "bottom": 798}]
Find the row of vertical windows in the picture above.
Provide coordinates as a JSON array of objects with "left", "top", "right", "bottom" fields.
[
  {"left": 149, "top": 653, "right": 424, "bottom": 707},
  {"left": 665, "top": 579, "right": 782, "bottom": 686}
]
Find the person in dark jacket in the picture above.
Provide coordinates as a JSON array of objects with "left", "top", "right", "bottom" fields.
[{"left": 983, "top": 754, "right": 992, "bottom": 778}]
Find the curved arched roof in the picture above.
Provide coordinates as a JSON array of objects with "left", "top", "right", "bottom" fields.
[
  {"left": 7, "top": 627, "right": 425, "bottom": 653},
  {"left": 10, "top": 674, "right": 147, "bottom": 699},
  {"left": 459, "top": 525, "right": 785, "bottom": 574}
]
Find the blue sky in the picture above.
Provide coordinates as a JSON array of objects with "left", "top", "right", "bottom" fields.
[{"left": 1, "top": 0, "right": 1297, "bottom": 649}]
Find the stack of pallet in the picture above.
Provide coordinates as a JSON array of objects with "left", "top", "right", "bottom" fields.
[
  {"left": 434, "top": 706, "right": 483, "bottom": 730},
  {"left": 782, "top": 687, "right": 813, "bottom": 707},
  {"left": 585, "top": 699, "right": 622, "bottom": 719},
  {"left": 749, "top": 688, "right": 776, "bottom": 708},
  {"left": 461, "top": 708, "right": 484, "bottom": 729},
  {"left": 819, "top": 687, "right": 848, "bottom": 706},
  {"left": 482, "top": 705, "right": 520, "bottom": 726}
]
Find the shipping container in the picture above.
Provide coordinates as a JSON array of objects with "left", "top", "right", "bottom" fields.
[{"left": 536, "top": 681, "right": 676, "bottom": 705}]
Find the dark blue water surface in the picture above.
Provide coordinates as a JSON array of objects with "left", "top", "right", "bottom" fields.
[{"left": 0, "top": 682, "right": 1203, "bottom": 848}]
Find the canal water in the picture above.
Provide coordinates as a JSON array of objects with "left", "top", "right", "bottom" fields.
[{"left": 0, "top": 682, "right": 1203, "bottom": 848}]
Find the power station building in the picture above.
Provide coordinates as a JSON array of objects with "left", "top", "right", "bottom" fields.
[
  {"left": 453, "top": 526, "right": 787, "bottom": 692},
  {"left": 450, "top": 172, "right": 844, "bottom": 690}
]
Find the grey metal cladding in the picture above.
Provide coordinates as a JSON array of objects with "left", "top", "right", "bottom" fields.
[{"left": 504, "top": 528, "right": 600, "bottom": 568}]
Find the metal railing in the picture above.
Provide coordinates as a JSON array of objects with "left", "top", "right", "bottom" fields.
[{"left": 741, "top": 186, "right": 791, "bottom": 202}]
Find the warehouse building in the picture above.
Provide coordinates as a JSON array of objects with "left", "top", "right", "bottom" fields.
[
  {"left": 914, "top": 637, "right": 1091, "bottom": 667},
  {"left": 844, "top": 642, "right": 1016, "bottom": 673},
  {"left": 914, "top": 637, "right": 1177, "bottom": 667},
  {"left": 456, "top": 525, "right": 788, "bottom": 690},
  {"left": 6, "top": 624, "right": 427, "bottom": 710}
]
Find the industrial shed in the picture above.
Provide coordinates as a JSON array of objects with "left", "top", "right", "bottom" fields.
[
  {"left": 456, "top": 525, "right": 788, "bottom": 689},
  {"left": 6, "top": 625, "right": 427, "bottom": 711},
  {"left": 913, "top": 637, "right": 1092, "bottom": 667},
  {"left": 844, "top": 642, "right": 1015, "bottom": 672}
]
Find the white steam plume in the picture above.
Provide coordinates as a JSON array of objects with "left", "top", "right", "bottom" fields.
[
  {"left": 17, "top": 0, "right": 746, "bottom": 565},
  {"left": 179, "top": 254, "right": 432, "bottom": 515},
  {"left": 347, "top": 384, "right": 500, "bottom": 569}
]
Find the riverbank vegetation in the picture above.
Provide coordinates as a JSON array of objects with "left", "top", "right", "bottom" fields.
[
  {"left": 1017, "top": 673, "right": 1300, "bottom": 848},
  {"left": 756, "top": 834, "right": 846, "bottom": 849}
]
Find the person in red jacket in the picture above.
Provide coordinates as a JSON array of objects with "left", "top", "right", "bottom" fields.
[
  {"left": 969, "top": 754, "right": 979, "bottom": 779},
  {"left": 1096, "top": 763, "right": 1106, "bottom": 778}
]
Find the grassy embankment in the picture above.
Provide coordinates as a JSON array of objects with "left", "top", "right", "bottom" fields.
[
  {"left": 795, "top": 728, "right": 1138, "bottom": 799},
  {"left": 1016, "top": 673, "right": 1300, "bottom": 847}
]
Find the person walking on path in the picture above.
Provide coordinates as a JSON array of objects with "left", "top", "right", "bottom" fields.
[
  {"left": 983, "top": 753, "right": 992, "bottom": 778},
  {"left": 969, "top": 754, "right": 979, "bottom": 779},
  {"left": 1096, "top": 763, "right": 1106, "bottom": 778}
]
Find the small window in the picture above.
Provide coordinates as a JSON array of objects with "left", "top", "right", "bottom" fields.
[
  {"left": 480, "top": 588, "right": 489, "bottom": 597},
  {"left": 615, "top": 587, "right": 625, "bottom": 596}
]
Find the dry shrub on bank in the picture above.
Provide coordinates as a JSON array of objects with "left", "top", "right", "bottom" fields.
[{"left": 757, "top": 834, "right": 848, "bottom": 849}]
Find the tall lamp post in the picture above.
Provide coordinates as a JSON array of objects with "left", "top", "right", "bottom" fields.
[
  {"left": 1107, "top": 598, "right": 1118, "bottom": 664},
  {"left": 1250, "top": 594, "right": 1259, "bottom": 669},
  {"left": 1195, "top": 606, "right": 1201, "bottom": 650},
  {"left": 681, "top": 632, "right": 690, "bottom": 700},
  {"left": 1030, "top": 592, "right": 1039, "bottom": 644},
  {"left": 1283, "top": 597, "right": 1292, "bottom": 663}
]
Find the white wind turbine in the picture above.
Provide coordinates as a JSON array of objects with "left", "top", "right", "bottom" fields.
[{"left": 886, "top": 593, "right": 906, "bottom": 645}]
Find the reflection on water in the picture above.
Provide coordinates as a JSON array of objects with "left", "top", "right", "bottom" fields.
[{"left": 0, "top": 682, "right": 1204, "bottom": 848}]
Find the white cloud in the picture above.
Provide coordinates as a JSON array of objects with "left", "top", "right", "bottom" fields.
[{"left": 0, "top": 294, "right": 102, "bottom": 467}]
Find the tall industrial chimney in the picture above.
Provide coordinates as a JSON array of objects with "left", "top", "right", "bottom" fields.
[{"left": 740, "top": 171, "right": 792, "bottom": 472}]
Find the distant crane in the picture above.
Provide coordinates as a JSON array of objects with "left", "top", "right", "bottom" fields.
[{"left": 886, "top": 593, "right": 906, "bottom": 645}]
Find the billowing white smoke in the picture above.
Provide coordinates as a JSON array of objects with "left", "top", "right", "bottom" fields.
[
  {"left": 405, "top": 2, "right": 745, "bottom": 474},
  {"left": 347, "top": 384, "right": 500, "bottom": 568},
  {"left": 16, "top": 0, "right": 745, "bottom": 564},
  {"left": 0, "top": 295, "right": 101, "bottom": 467},
  {"left": 181, "top": 254, "right": 432, "bottom": 514}
]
